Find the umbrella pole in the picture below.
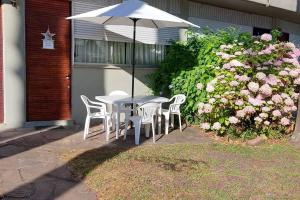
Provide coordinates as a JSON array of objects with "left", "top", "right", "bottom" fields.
[
  {"left": 130, "top": 18, "right": 138, "bottom": 116},
  {"left": 131, "top": 18, "right": 138, "bottom": 99}
]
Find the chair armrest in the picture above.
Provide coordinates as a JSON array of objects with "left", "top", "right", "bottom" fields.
[
  {"left": 168, "top": 96, "right": 175, "bottom": 102},
  {"left": 89, "top": 105, "right": 105, "bottom": 110},
  {"left": 89, "top": 100, "right": 106, "bottom": 107}
]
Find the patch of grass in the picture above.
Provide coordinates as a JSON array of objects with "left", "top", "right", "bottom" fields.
[{"left": 62, "top": 142, "right": 300, "bottom": 200}]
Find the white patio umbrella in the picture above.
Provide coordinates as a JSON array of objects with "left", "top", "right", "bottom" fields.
[{"left": 67, "top": 0, "right": 199, "bottom": 98}]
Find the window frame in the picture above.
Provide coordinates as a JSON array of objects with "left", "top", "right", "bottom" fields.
[{"left": 72, "top": 38, "right": 166, "bottom": 68}]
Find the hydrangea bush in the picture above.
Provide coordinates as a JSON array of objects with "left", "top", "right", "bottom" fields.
[{"left": 198, "top": 32, "right": 300, "bottom": 138}]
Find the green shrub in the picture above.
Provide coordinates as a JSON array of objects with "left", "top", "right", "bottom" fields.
[{"left": 148, "top": 27, "right": 248, "bottom": 123}]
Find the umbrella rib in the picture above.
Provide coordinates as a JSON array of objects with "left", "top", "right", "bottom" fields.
[
  {"left": 102, "top": 17, "right": 113, "bottom": 25},
  {"left": 151, "top": 20, "right": 159, "bottom": 29}
]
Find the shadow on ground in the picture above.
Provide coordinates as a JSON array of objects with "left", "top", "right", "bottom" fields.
[{"left": 0, "top": 124, "right": 209, "bottom": 199}]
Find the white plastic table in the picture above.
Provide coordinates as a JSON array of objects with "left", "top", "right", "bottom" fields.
[{"left": 95, "top": 95, "right": 169, "bottom": 139}]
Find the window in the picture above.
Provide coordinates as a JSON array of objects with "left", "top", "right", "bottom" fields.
[
  {"left": 253, "top": 27, "right": 289, "bottom": 42},
  {"left": 74, "top": 39, "right": 166, "bottom": 66}
]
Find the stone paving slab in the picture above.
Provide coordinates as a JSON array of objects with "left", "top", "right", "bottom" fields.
[{"left": 0, "top": 125, "right": 209, "bottom": 200}]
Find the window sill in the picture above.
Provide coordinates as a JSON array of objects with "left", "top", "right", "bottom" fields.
[{"left": 73, "top": 63, "right": 159, "bottom": 69}]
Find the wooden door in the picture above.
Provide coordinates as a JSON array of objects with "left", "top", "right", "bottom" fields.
[{"left": 25, "top": 0, "right": 71, "bottom": 121}]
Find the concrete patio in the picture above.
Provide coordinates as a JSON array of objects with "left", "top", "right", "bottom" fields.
[{"left": 0, "top": 125, "right": 210, "bottom": 199}]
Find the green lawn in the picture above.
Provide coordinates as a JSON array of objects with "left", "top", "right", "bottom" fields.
[{"left": 63, "top": 142, "right": 300, "bottom": 199}]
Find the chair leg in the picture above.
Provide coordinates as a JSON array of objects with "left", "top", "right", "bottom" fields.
[
  {"left": 111, "top": 113, "right": 116, "bottom": 131},
  {"left": 124, "top": 118, "right": 129, "bottom": 140},
  {"left": 171, "top": 114, "right": 174, "bottom": 129},
  {"left": 106, "top": 117, "right": 110, "bottom": 142},
  {"left": 134, "top": 119, "right": 142, "bottom": 145},
  {"left": 103, "top": 118, "right": 107, "bottom": 132},
  {"left": 145, "top": 124, "right": 150, "bottom": 138},
  {"left": 178, "top": 114, "right": 182, "bottom": 132},
  {"left": 152, "top": 120, "right": 156, "bottom": 143},
  {"left": 84, "top": 116, "right": 90, "bottom": 140},
  {"left": 164, "top": 114, "right": 169, "bottom": 135}
]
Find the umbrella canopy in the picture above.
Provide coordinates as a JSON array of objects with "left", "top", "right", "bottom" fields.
[{"left": 67, "top": 0, "right": 199, "bottom": 98}]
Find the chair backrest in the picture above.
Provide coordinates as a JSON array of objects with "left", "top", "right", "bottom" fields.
[
  {"left": 169, "top": 94, "right": 186, "bottom": 113},
  {"left": 81, "top": 95, "right": 105, "bottom": 115},
  {"left": 137, "top": 102, "right": 160, "bottom": 123},
  {"left": 109, "top": 90, "right": 129, "bottom": 96}
]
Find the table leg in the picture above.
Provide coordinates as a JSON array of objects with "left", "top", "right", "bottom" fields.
[
  {"left": 158, "top": 103, "right": 162, "bottom": 134},
  {"left": 116, "top": 104, "right": 120, "bottom": 139}
]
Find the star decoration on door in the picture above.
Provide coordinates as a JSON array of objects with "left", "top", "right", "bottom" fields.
[
  {"left": 41, "top": 26, "right": 56, "bottom": 49},
  {"left": 41, "top": 26, "right": 56, "bottom": 41}
]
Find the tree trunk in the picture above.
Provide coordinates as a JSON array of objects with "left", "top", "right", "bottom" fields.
[{"left": 291, "top": 94, "right": 300, "bottom": 143}]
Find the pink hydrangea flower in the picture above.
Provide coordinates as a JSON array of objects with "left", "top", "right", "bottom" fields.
[
  {"left": 235, "top": 99, "right": 244, "bottom": 106},
  {"left": 229, "top": 60, "right": 244, "bottom": 67},
  {"left": 264, "top": 121, "right": 270, "bottom": 126},
  {"left": 248, "top": 82, "right": 260, "bottom": 93},
  {"left": 206, "top": 84, "right": 215, "bottom": 93},
  {"left": 200, "top": 123, "right": 211, "bottom": 130},
  {"left": 236, "top": 110, "right": 246, "bottom": 118},
  {"left": 262, "top": 107, "right": 271, "bottom": 112},
  {"left": 203, "top": 104, "right": 213, "bottom": 113},
  {"left": 283, "top": 106, "right": 292, "bottom": 113},
  {"left": 223, "top": 63, "right": 231, "bottom": 70},
  {"left": 285, "top": 42, "right": 296, "bottom": 49},
  {"left": 248, "top": 97, "right": 264, "bottom": 106},
  {"left": 234, "top": 51, "right": 242, "bottom": 56},
  {"left": 259, "top": 84, "right": 272, "bottom": 97},
  {"left": 279, "top": 71, "right": 289, "bottom": 76},
  {"left": 261, "top": 33, "right": 272, "bottom": 41},
  {"left": 292, "top": 93, "right": 299, "bottom": 100},
  {"left": 256, "top": 72, "right": 266, "bottom": 80},
  {"left": 280, "top": 117, "right": 290, "bottom": 126},
  {"left": 230, "top": 81, "right": 239, "bottom": 87},
  {"left": 272, "top": 110, "right": 282, "bottom": 117},
  {"left": 238, "top": 75, "right": 250, "bottom": 82},
  {"left": 284, "top": 98, "right": 294, "bottom": 106},
  {"left": 265, "top": 75, "right": 279, "bottom": 86},
  {"left": 289, "top": 70, "right": 299, "bottom": 78},
  {"left": 244, "top": 106, "right": 256, "bottom": 114},
  {"left": 294, "top": 78, "right": 300, "bottom": 85},
  {"left": 241, "top": 90, "right": 250, "bottom": 96},
  {"left": 222, "top": 53, "right": 231, "bottom": 60},
  {"left": 274, "top": 60, "right": 283, "bottom": 67},
  {"left": 271, "top": 94, "right": 283, "bottom": 103},
  {"left": 209, "top": 98, "right": 216, "bottom": 104},
  {"left": 293, "top": 48, "right": 300, "bottom": 57},
  {"left": 254, "top": 117, "right": 263, "bottom": 123},
  {"left": 212, "top": 122, "right": 221, "bottom": 130},
  {"left": 259, "top": 113, "right": 268, "bottom": 119},
  {"left": 196, "top": 83, "right": 204, "bottom": 90},
  {"left": 221, "top": 98, "right": 228, "bottom": 104},
  {"left": 281, "top": 93, "right": 289, "bottom": 99},
  {"left": 229, "top": 116, "right": 239, "bottom": 124}
]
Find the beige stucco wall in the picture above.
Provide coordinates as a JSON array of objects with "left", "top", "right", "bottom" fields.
[
  {"left": 72, "top": 65, "right": 156, "bottom": 124},
  {"left": 0, "top": 0, "right": 26, "bottom": 130}
]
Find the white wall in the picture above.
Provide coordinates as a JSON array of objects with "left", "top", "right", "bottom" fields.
[
  {"left": 0, "top": 1, "right": 26, "bottom": 130},
  {"left": 72, "top": 65, "right": 155, "bottom": 124}
]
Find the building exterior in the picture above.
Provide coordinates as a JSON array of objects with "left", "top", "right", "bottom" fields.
[{"left": 1, "top": 0, "right": 300, "bottom": 130}]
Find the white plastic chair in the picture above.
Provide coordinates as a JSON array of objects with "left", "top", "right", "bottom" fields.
[
  {"left": 81, "top": 95, "right": 111, "bottom": 141},
  {"left": 162, "top": 94, "right": 186, "bottom": 135},
  {"left": 124, "top": 102, "right": 160, "bottom": 145}
]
